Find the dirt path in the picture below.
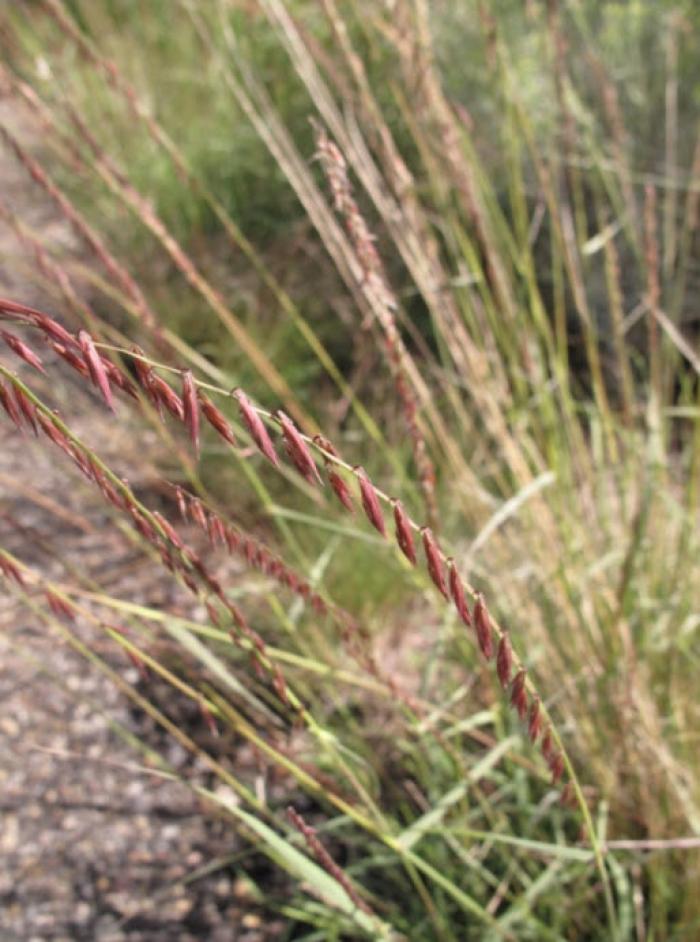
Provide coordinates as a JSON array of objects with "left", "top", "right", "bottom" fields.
[{"left": 0, "top": 93, "right": 275, "bottom": 941}]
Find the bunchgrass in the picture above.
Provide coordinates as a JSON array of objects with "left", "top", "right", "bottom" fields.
[{"left": 1, "top": 1, "right": 699, "bottom": 938}]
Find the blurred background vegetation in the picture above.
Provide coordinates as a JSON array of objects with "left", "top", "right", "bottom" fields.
[{"left": 1, "top": 0, "right": 700, "bottom": 938}]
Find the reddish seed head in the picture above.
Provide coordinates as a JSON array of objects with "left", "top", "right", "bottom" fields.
[
  {"left": 528, "top": 697, "right": 542, "bottom": 742},
  {"left": 510, "top": 669, "right": 528, "bottom": 720},
  {"left": 78, "top": 329, "right": 115, "bottom": 412},
  {"left": 392, "top": 499, "right": 417, "bottom": 564},
  {"left": 447, "top": 559, "right": 472, "bottom": 626},
  {"left": 0, "top": 330, "right": 46, "bottom": 374},
  {"left": 233, "top": 389, "right": 279, "bottom": 467},
  {"left": 182, "top": 370, "right": 200, "bottom": 456},
  {"left": 421, "top": 527, "right": 448, "bottom": 597},
  {"left": 327, "top": 468, "right": 354, "bottom": 512},
  {"left": 276, "top": 410, "right": 322, "bottom": 486},
  {"left": 496, "top": 633, "right": 513, "bottom": 688},
  {"left": 199, "top": 391, "right": 237, "bottom": 446},
  {"left": 473, "top": 594, "right": 494, "bottom": 659},
  {"left": 355, "top": 466, "right": 386, "bottom": 536}
]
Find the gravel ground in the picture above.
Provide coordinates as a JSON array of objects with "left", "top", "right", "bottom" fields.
[{"left": 0, "top": 91, "right": 283, "bottom": 941}]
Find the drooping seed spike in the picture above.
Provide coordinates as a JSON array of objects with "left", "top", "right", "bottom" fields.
[
  {"left": 355, "top": 466, "right": 386, "bottom": 536},
  {"left": 447, "top": 559, "right": 472, "bottom": 626},
  {"left": 473, "top": 593, "right": 494, "bottom": 659},
  {"left": 78, "top": 329, "right": 115, "bottom": 412},
  {"left": 392, "top": 499, "right": 416, "bottom": 564},
  {"left": 528, "top": 697, "right": 542, "bottom": 742},
  {"left": 13, "top": 387, "right": 38, "bottom": 435},
  {"left": 276, "top": 410, "right": 322, "bottom": 486},
  {"left": 421, "top": 527, "right": 448, "bottom": 598},
  {"left": 233, "top": 388, "right": 279, "bottom": 466},
  {"left": 496, "top": 633, "right": 513, "bottom": 688},
  {"left": 182, "top": 369, "right": 200, "bottom": 456},
  {"left": 0, "top": 330, "right": 46, "bottom": 373},
  {"left": 199, "top": 391, "right": 237, "bottom": 446},
  {"left": 510, "top": 669, "right": 528, "bottom": 720}
]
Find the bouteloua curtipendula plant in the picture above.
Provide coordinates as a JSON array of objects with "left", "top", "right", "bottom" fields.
[{"left": 0, "top": 295, "right": 616, "bottom": 937}]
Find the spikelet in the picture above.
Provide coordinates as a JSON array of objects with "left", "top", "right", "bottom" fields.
[
  {"left": 549, "top": 752, "right": 565, "bottom": 784},
  {"left": 496, "top": 633, "right": 513, "bottom": 688},
  {"left": 0, "top": 553, "right": 25, "bottom": 586},
  {"left": 276, "top": 410, "right": 322, "bottom": 485},
  {"left": 51, "top": 342, "right": 89, "bottom": 377},
  {"left": 0, "top": 329, "right": 46, "bottom": 373},
  {"left": 355, "top": 466, "right": 386, "bottom": 536},
  {"left": 151, "top": 374, "right": 184, "bottom": 420},
  {"left": 473, "top": 594, "right": 494, "bottom": 659},
  {"left": 510, "top": 669, "right": 528, "bottom": 720},
  {"left": 447, "top": 559, "right": 472, "bottom": 626},
  {"left": 182, "top": 369, "right": 200, "bottom": 456},
  {"left": 199, "top": 391, "right": 237, "bottom": 446},
  {"left": 328, "top": 468, "right": 354, "bottom": 512},
  {"left": 13, "top": 387, "right": 38, "bottom": 435},
  {"left": 0, "top": 381, "right": 23, "bottom": 431},
  {"left": 421, "top": 527, "right": 448, "bottom": 597},
  {"left": 45, "top": 589, "right": 75, "bottom": 620},
  {"left": 528, "top": 697, "right": 542, "bottom": 742},
  {"left": 234, "top": 388, "right": 279, "bottom": 466},
  {"left": 392, "top": 499, "right": 416, "bottom": 564},
  {"left": 78, "top": 329, "right": 115, "bottom": 412}
]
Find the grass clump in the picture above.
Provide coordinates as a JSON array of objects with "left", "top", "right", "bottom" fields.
[{"left": 1, "top": 0, "right": 700, "bottom": 938}]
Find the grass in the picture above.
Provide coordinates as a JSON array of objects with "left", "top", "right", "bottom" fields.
[{"left": 1, "top": 0, "right": 699, "bottom": 938}]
